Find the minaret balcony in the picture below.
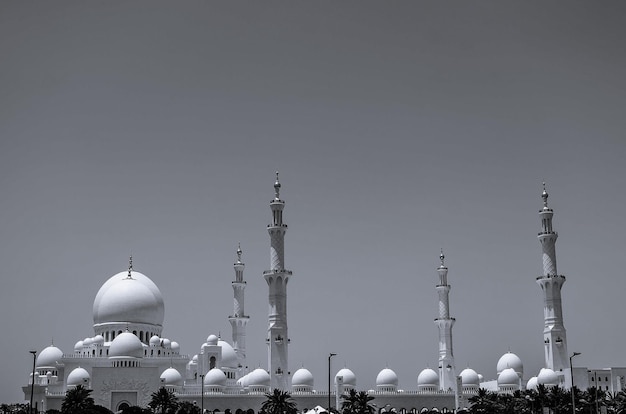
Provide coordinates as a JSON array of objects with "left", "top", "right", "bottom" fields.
[
  {"left": 536, "top": 274, "right": 566, "bottom": 281},
  {"left": 263, "top": 269, "right": 293, "bottom": 276},
  {"left": 228, "top": 314, "right": 249, "bottom": 319}
]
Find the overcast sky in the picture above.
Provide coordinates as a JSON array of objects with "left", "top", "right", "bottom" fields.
[{"left": 1, "top": 1, "right": 626, "bottom": 404}]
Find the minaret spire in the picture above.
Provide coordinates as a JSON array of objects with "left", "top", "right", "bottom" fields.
[
  {"left": 264, "top": 172, "right": 292, "bottom": 390},
  {"left": 229, "top": 243, "right": 249, "bottom": 371},
  {"left": 536, "top": 183, "right": 569, "bottom": 372},
  {"left": 435, "top": 249, "right": 456, "bottom": 390},
  {"left": 127, "top": 255, "right": 133, "bottom": 279}
]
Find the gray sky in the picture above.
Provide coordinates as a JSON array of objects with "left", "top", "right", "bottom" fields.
[{"left": 1, "top": 1, "right": 625, "bottom": 404}]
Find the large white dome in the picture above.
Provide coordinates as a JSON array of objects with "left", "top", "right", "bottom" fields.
[
  {"left": 537, "top": 368, "right": 559, "bottom": 386},
  {"left": 93, "top": 271, "right": 164, "bottom": 327},
  {"left": 496, "top": 352, "right": 523, "bottom": 376},
  {"left": 417, "top": 368, "right": 439, "bottom": 387},
  {"left": 335, "top": 368, "right": 356, "bottom": 386},
  {"left": 67, "top": 367, "right": 90, "bottom": 386},
  {"left": 36, "top": 345, "right": 63, "bottom": 368},
  {"left": 204, "top": 368, "right": 227, "bottom": 386},
  {"left": 376, "top": 368, "right": 398, "bottom": 387},
  {"left": 292, "top": 368, "right": 314, "bottom": 387},
  {"left": 497, "top": 367, "right": 520, "bottom": 386},
  {"left": 459, "top": 368, "right": 480, "bottom": 386},
  {"left": 160, "top": 368, "right": 183, "bottom": 386},
  {"left": 247, "top": 368, "right": 271, "bottom": 386}
]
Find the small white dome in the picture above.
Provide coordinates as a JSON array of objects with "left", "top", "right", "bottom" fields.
[
  {"left": 497, "top": 352, "right": 523, "bottom": 376},
  {"left": 417, "top": 368, "right": 439, "bottom": 386},
  {"left": 192, "top": 354, "right": 198, "bottom": 362},
  {"left": 376, "top": 368, "right": 398, "bottom": 386},
  {"left": 204, "top": 368, "right": 227, "bottom": 386},
  {"left": 247, "top": 368, "right": 271, "bottom": 386},
  {"left": 150, "top": 335, "right": 161, "bottom": 346},
  {"left": 93, "top": 335, "right": 104, "bottom": 345},
  {"left": 74, "top": 341, "right": 84, "bottom": 352},
  {"left": 497, "top": 367, "right": 520, "bottom": 386},
  {"left": 206, "top": 335, "right": 219, "bottom": 346},
  {"left": 162, "top": 338, "right": 171, "bottom": 349},
  {"left": 537, "top": 368, "right": 559, "bottom": 386},
  {"left": 67, "top": 367, "right": 90, "bottom": 386},
  {"left": 460, "top": 368, "right": 480, "bottom": 385},
  {"left": 292, "top": 368, "right": 314, "bottom": 387},
  {"left": 217, "top": 340, "right": 238, "bottom": 368},
  {"left": 109, "top": 332, "right": 143, "bottom": 358},
  {"left": 83, "top": 337, "right": 94, "bottom": 346},
  {"left": 335, "top": 368, "right": 356, "bottom": 386},
  {"left": 526, "top": 377, "right": 538, "bottom": 390},
  {"left": 160, "top": 367, "right": 183, "bottom": 386},
  {"left": 171, "top": 341, "right": 180, "bottom": 352},
  {"left": 36, "top": 345, "right": 63, "bottom": 368}
]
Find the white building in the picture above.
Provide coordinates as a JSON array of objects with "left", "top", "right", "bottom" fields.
[{"left": 22, "top": 178, "right": 623, "bottom": 412}]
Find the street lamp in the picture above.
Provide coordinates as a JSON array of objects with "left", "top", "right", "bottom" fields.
[
  {"left": 570, "top": 352, "right": 581, "bottom": 414},
  {"left": 199, "top": 374, "right": 205, "bottom": 414},
  {"left": 29, "top": 351, "right": 37, "bottom": 414},
  {"left": 328, "top": 353, "right": 336, "bottom": 411}
]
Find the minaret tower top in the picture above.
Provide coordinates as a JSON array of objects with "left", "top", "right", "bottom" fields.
[{"left": 536, "top": 183, "right": 568, "bottom": 372}]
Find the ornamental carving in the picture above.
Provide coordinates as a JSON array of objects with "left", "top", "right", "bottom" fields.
[{"left": 96, "top": 378, "right": 152, "bottom": 407}]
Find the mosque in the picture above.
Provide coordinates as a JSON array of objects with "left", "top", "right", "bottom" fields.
[{"left": 22, "top": 175, "right": 626, "bottom": 413}]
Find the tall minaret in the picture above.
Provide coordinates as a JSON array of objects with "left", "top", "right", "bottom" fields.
[
  {"left": 536, "top": 183, "right": 568, "bottom": 372},
  {"left": 435, "top": 250, "right": 456, "bottom": 391},
  {"left": 228, "top": 244, "right": 249, "bottom": 367},
  {"left": 264, "top": 172, "right": 292, "bottom": 390}
]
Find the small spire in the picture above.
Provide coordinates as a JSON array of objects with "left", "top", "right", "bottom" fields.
[
  {"left": 236, "top": 243, "right": 243, "bottom": 263},
  {"left": 127, "top": 255, "right": 134, "bottom": 279},
  {"left": 439, "top": 249, "right": 445, "bottom": 267},
  {"left": 542, "top": 181, "right": 549, "bottom": 208},
  {"left": 274, "top": 171, "right": 281, "bottom": 200}
]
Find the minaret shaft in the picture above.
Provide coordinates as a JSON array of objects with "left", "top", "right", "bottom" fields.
[
  {"left": 229, "top": 246, "right": 249, "bottom": 367},
  {"left": 265, "top": 173, "right": 291, "bottom": 390},
  {"left": 434, "top": 253, "right": 456, "bottom": 391},
  {"left": 536, "top": 185, "right": 568, "bottom": 372}
]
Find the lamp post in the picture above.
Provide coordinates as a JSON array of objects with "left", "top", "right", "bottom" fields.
[
  {"left": 570, "top": 352, "right": 581, "bottom": 414},
  {"left": 29, "top": 351, "right": 37, "bottom": 414},
  {"left": 328, "top": 353, "right": 336, "bottom": 411},
  {"left": 199, "top": 374, "right": 205, "bottom": 414}
]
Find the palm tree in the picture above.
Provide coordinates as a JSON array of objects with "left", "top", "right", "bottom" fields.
[
  {"left": 546, "top": 386, "right": 570, "bottom": 414},
  {"left": 261, "top": 388, "right": 298, "bottom": 414},
  {"left": 149, "top": 387, "right": 180, "bottom": 414},
  {"left": 61, "top": 385, "right": 95, "bottom": 414},
  {"left": 468, "top": 388, "right": 499, "bottom": 414},
  {"left": 340, "top": 389, "right": 376, "bottom": 414},
  {"left": 175, "top": 401, "right": 201, "bottom": 414}
]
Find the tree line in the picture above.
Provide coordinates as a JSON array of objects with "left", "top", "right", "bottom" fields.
[{"left": 5, "top": 383, "right": 625, "bottom": 414}]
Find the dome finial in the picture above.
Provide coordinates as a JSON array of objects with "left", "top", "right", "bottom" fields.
[
  {"left": 236, "top": 243, "right": 243, "bottom": 263},
  {"left": 542, "top": 181, "right": 549, "bottom": 208},
  {"left": 127, "top": 255, "right": 134, "bottom": 279},
  {"left": 274, "top": 171, "right": 281, "bottom": 200},
  {"left": 439, "top": 249, "right": 445, "bottom": 267}
]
